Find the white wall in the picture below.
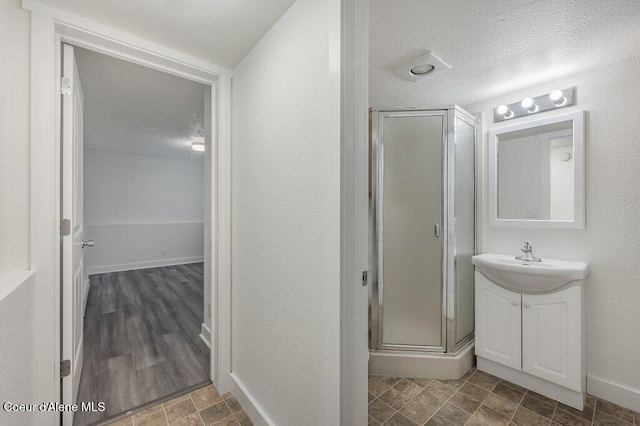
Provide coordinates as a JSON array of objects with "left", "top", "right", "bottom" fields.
[
  {"left": 0, "top": 0, "right": 31, "bottom": 275},
  {"left": 466, "top": 55, "right": 640, "bottom": 407},
  {"left": 0, "top": 271, "right": 36, "bottom": 425},
  {"left": 84, "top": 150, "right": 204, "bottom": 274},
  {"left": 231, "top": 0, "right": 340, "bottom": 423}
]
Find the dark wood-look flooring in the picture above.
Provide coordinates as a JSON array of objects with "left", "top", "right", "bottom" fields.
[{"left": 74, "top": 263, "right": 210, "bottom": 426}]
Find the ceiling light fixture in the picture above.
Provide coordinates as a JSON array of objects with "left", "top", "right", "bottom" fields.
[
  {"left": 394, "top": 51, "right": 451, "bottom": 82},
  {"left": 192, "top": 141, "right": 205, "bottom": 152},
  {"left": 493, "top": 87, "right": 576, "bottom": 122},
  {"left": 410, "top": 64, "right": 435, "bottom": 76}
]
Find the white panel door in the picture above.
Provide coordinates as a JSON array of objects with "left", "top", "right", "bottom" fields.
[
  {"left": 522, "top": 286, "right": 581, "bottom": 391},
  {"left": 475, "top": 272, "right": 522, "bottom": 369},
  {"left": 62, "top": 43, "right": 87, "bottom": 425}
]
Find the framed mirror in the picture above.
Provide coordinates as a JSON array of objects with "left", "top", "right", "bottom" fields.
[{"left": 488, "top": 110, "right": 585, "bottom": 228}]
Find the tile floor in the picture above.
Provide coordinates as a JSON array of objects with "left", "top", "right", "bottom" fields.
[
  {"left": 369, "top": 368, "right": 639, "bottom": 426},
  {"left": 102, "top": 383, "right": 253, "bottom": 426}
]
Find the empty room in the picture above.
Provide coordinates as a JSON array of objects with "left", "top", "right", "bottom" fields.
[{"left": 70, "top": 47, "right": 213, "bottom": 424}]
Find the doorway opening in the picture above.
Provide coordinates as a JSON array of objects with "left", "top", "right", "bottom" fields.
[{"left": 61, "top": 43, "right": 213, "bottom": 425}]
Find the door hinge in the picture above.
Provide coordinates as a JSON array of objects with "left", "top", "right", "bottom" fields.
[
  {"left": 60, "top": 219, "right": 71, "bottom": 236},
  {"left": 362, "top": 271, "right": 368, "bottom": 286},
  {"left": 60, "top": 77, "right": 71, "bottom": 95},
  {"left": 60, "top": 360, "right": 71, "bottom": 378}
]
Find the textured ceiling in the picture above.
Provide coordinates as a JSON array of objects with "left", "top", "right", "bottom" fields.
[
  {"left": 370, "top": 0, "right": 640, "bottom": 107},
  {"left": 38, "top": 0, "right": 297, "bottom": 69},
  {"left": 75, "top": 47, "right": 207, "bottom": 161}
]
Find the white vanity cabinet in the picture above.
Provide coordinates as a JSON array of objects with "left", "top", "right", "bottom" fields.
[
  {"left": 475, "top": 273, "right": 521, "bottom": 370},
  {"left": 472, "top": 257, "right": 588, "bottom": 410},
  {"left": 522, "top": 287, "right": 582, "bottom": 391}
]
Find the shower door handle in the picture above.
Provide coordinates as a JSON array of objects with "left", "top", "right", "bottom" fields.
[{"left": 434, "top": 224, "right": 440, "bottom": 238}]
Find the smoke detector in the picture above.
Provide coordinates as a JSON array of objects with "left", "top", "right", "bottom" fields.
[{"left": 394, "top": 51, "right": 451, "bottom": 82}]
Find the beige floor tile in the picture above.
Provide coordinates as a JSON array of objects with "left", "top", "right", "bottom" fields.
[
  {"left": 482, "top": 393, "right": 518, "bottom": 419},
  {"left": 190, "top": 385, "right": 216, "bottom": 398},
  {"left": 379, "top": 376, "right": 403, "bottom": 387},
  {"left": 170, "top": 413, "right": 204, "bottom": 426},
  {"left": 414, "top": 389, "right": 444, "bottom": 412},
  {"left": 510, "top": 406, "right": 550, "bottom": 426},
  {"left": 384, "top": 412, "right": 418, "bottom": 426},
  {"left": 492, "top": 382, "right": 525, "bottom": 405},
  {"left": 552, "top": 409, "right": 591, "bottom": 426},
  {"left": 447, "top": 391, "right": 481, "bottom": 415},
  {"left": 379, "top": 387, "right": 413, "bottom": 411},
  {"left": 408, "top": 378, "right": 433, "bottom": 388},
  {"left": 424, "top": 413, "right": 455, "bottom": 425},
  {"left": 556, "top": 402, "right": 594, "bottom": 421},
  {"left": 466, "top": 371, "right": 499, "bottom": 392},
  {"left": 596, "top": 399, "right": 635, "bottom": 423},
  {"left": 465, "top": 416, "right": 489, "bottom": 425},
  {"left": 135, "top": 410, "right": 168, "bottom": 426},
  {"left": 394, "top": 379, "right": 425, "bottom": 399},
  {"left": 234, "top": 410, "right": 253, "bottom": 426},
  {"left": 163, "top": 394, "right": 191, "bottom": 409},
  {"left": 399, "top": 399, "right": 435, "bottom": 425},
  {"left": 224, "top": 396, "right": 241, "bottom": 414},
  {"left": 369, "top": 415, "right": 382, "bottom": 425},
  {"left": 133, "top": 405, "right": 165, "bottom": 421},
  {"left": 473, "top": 405, "right": 510, "bottom": 426},
  {"left": 369, "top": 377, "right": 392, "bottom": 398},
  {"left": 593, "top": 409, "right": 632, "bottom": 425},
  {"left": 211, "top": 414, "right": 239, "bottom": 426},
  {"left": 425, "top": 381, "right": 456, "bottom": 405},
  {"left": 520, "top": 394, "right": 556, "bottom": 419},
  {"left": 434, "top": 403, "right": 471, "bottom": 425},
  {"left": 526, "top": 390, "right": 559, "bottom": 407},
  {"left": 458, "top": 382, "right": 490, "bottom": 402},
  {"left": 106, "top": 416, "right": 134, "bottom": 426},
  {"left": 165, "top": 399, "right": 197, "bottom": 423},
  {"left": 369, "top": 399, "right": 396, "bottom": 424},
  {"left": 199, "top": 401, "right": 232, "bottom": 425},
  {"left": 192, "top": 387, "right": 224, "bottom": 411}
]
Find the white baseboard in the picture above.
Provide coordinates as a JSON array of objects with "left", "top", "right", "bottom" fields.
[
  {"left": 86, "top": 256, "right": 204, "bottom": 276},
  {"left": 587, "top": 374, "right": 640, "bottom": 413},
  {"left": 199, "top": 323, "right": 211, "bottom": 349},
  {"left": 230, "top": 372, "right": 273, "bottom": 426}
]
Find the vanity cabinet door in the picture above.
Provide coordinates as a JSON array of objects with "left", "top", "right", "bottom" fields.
[
  {"left": 522, "top": 286, "right": 581, "bottom": 391},
  {"left": 475, "top": 272, "right": 522, "bottom": 370}
]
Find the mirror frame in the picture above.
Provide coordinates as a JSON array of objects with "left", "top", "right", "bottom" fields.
[{"left": 488, "top": 110, "right": 585, "bottom": 229}]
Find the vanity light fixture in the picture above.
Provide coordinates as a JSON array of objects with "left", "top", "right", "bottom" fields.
[
  {"left": 493, "top": 87, "right": 575, "bottom": 122},
  {"left": 521, "top": 97, "right": 539, "bottom": 113},
  {"left": 496, "top": 104, "right": 514, "bottom": 119},
  {"left": 192, "top": 141, "right": 205, "bottom": 152},
  {"left": 550, "top": 89, "right": 568, "bottom": 106}
]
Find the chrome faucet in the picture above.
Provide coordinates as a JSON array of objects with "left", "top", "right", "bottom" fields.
[{"left": 516, "top": 241, "right": 541, "bottom": 262}]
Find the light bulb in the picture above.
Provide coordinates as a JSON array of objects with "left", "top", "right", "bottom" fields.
[
  {"left": 521, "top": 98, "right": 534, "bottom": 108},
  {"left": 549, "top": 90, "right": 563, "bottom": 101},
  {"left": 497, "top": 105, "right": 509, "bottom": 115},
  {"left": 549, "top": 89, "right": 567, "bottom": 106}
]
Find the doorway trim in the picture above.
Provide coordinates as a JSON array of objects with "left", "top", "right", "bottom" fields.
[{"left": 23, "top": 1, "right": 233, "bottom": 424}]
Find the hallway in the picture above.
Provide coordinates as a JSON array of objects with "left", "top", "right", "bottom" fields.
[{"left": 75, "top": 264, "right": 210, "bottom": 425}]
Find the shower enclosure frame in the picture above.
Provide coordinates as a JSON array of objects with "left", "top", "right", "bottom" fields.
[{"left": 370, "top": 106, "right": 477, "bottom": 355}]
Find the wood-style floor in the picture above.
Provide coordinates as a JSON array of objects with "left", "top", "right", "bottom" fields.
[{"left": 74, "top": 263, "right": 210, "bottom": 426}]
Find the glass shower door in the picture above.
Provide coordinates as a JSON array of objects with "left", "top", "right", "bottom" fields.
[{"left": 376, "top": 112, "right": 445, "bottom": 350}]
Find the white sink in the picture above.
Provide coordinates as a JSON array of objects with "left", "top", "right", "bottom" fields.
[{"left": 472, "top": 253, "right": 589, "bottom": 293}]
